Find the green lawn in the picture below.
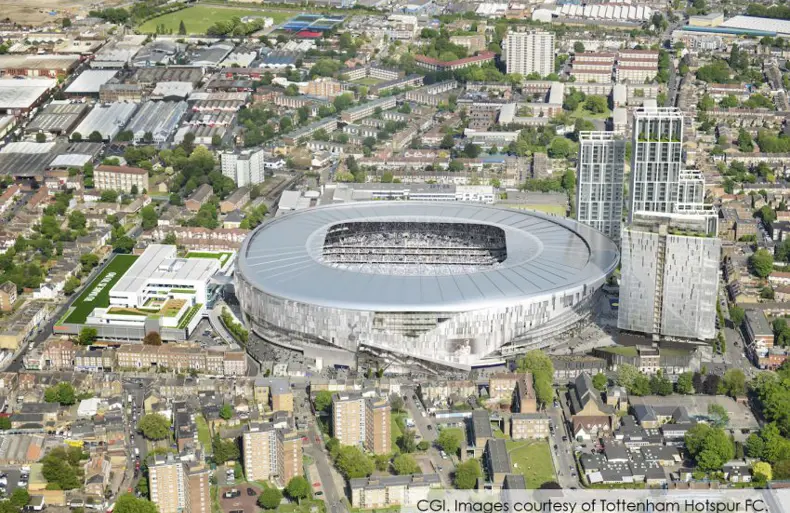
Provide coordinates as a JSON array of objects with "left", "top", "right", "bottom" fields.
[
  {"left": 506, "top": 440, "right": 555, "bottom": 488},
  {"left": 525, "top": 204, "right": 568, "bottom": 217},
  {"left": 62, "top": 255, "right": 139, "bottom": 325},
  {"left": 196, "top": 414, "right": 212, "bottom": 455},
  {"left": 598, "top": 346, "right": 638, "bottom": 356},
  {"left": 391, "top": 412, "right": 405, "bottom": 449},
  {"left": 137, "top": 5, "right": 293, "bottom": 34},
  {"left": 177, "top": 304, "right": 203, "bottom": 329},
  {"left": 187, "top": 251, "right": 233, "bottom": 264},
  {"left": 570, "top": 102, "right": 611, "bottom": 120},
  {"left": 353, "top": 77, "right": 383, "bottom": 86}
]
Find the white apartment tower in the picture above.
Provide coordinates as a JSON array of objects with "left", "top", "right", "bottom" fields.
[
  {"left": 505, "top": 30, "right": 555, "bottom": 78},
  {"left": 618, "top": 212, "right": 720, "bottom": 341},
  {"left": 221, "top": 149, "right": 266, "bottom": 187},
  {"left": 576, "top": 132, "right": 625, "bottom": 244},
  {"left": 629, "top": 107, "right": 685, "bottom": 221}
]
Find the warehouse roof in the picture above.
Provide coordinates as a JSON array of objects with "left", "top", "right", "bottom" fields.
[
  {"left": 72, "top": 102, "right": 138, "bottom": 140},
  {"left": 65, "top": 69, "right": 119, "bottom": 94},
  {"left": 27, "top": 102, "right": 88, "bottom": 133},
  {"left": 0, "top": 79, "right": 55, "bottom": 109}
]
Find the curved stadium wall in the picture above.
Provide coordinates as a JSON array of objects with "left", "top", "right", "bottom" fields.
[{"left": 235, "top": 202, "right": 619, "bottom": 369}]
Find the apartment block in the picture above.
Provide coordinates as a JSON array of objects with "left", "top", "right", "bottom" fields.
[
  {"left": 332, "top": 392, "right": 391, "bottom": 454},
  {"left": 340, "top": 97, "right": 397, "bottom": 124},
  {"left": 299, "top": 77, "right": 343, "bottom": 99},
  {"left": 149, "top": 454, "right": 209, "bottom": 513},
  {"left": 505, "top": 30, "right": 555, "bottom": 78},
  {"left": 576, "top": 132, "right": 625, "bottom": 244},
  {"left": 242, "top": 423, "right": 303, "bottom": 485},
  {"left": 271, "top": 379, "right": 294, "bottom": 413},
  {"left": 94, "top": 165, "right": 148, "bottom": 193},
  {"left": 350, "top": 475, "right": 441, "bottom": 509},
  {"left": 513, "top": 373, "right": 537, "bottom": 413},
  {"left": 221, "top": 149, "right": 267, "bottom": 187},
  {"left": 629, "top": 107, "right": 684, "bottom": 220},
  {"left": 510, "top": 413, "right": 550, "bottom": 440},
  {"left": 618, "top": 212, "right": 720, "bottom": 340}
]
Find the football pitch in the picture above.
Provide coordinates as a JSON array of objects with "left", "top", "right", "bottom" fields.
[{"left": 61, "top": 255, "right": 139, "bottom": 325}]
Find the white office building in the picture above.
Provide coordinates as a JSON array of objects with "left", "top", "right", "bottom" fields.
[
  {"left": 505, "top": 30, "right": 555, "bottom": 78},
  {"left": 220, "top": 149, "right": 266, "bottom": 187},
  {"left": 576, "top": 132, "right": 625, "bottom": 244}
]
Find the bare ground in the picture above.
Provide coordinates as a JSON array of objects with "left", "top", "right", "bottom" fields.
[{"left": 0, "top": 0, "right": 126, "bottom": 26}]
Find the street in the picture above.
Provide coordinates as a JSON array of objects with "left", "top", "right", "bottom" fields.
[
  {"left": 401, "top": 386, "right": 455, "bottom": 486},
  {"left": 304, "top": 423, "right": 347, "bottom": 513},
  {"left": 547, "top": 404, "right": 579, "bottom": 488}
]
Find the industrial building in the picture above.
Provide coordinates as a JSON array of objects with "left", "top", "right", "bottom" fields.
[
  {"left": 72, "top": 102, "right": 138, "bottom": 141},
  {"left": 26, "top": 102, "right": 88, "bottom": 134},
  {"left": 64, "top": 70, "right": 119, "bottom": 95},
  {"left": 0, "top": 78, "right": 55, "bottom": 115},
  {"left": 124, "top": 101, "right": 188, "bottom": 143}
]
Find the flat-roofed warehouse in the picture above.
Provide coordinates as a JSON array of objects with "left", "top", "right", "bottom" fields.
[
  {"left": 0, "top": 54, "right": 80, "bottom": 78},
  {"left": 65, "top": 69, "right": 119, "bottom": 95},
  {"left": 72, "top": 102, "right": 138, "bottom": 141},
  {"left": 27, "top": 102, "right": 89, "bottom": 134},
  {"left": 130, "top": 67, "right": 204, "bottom": 86},
  {"left": 124, "top": 100, "right": 188, "bottom": 143},
  {"left": 0, "top": 78, "right": 55, "bottom": 115},
  {"left": 0, "top": 141, "right": 103, "bottom": 178}
]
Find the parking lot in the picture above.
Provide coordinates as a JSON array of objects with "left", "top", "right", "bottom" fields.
[{"left": 218, "top": 485, "right": 259, "bottom": 513}]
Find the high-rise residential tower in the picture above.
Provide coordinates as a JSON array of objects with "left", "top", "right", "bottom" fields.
[
  {"left": 505, "top": 30, "right": 555, "bottom": 78},
  {"left": 148, "top": 454, "right": 210, "bottom": 513},
  {"left": 242, "top": 423, "right": 304, "bottom": 485},
  {"left": 629, "top": 107, "right": 685, "bottom": 221},
  {"left": 332, "top": 392, "right": 391, "bottom": 454},
  {"left": 576, "top": 132, "right": 626, "bottom": 244},
  {"left": 618, "top": 212, "right": 720, "bottom": 340}
]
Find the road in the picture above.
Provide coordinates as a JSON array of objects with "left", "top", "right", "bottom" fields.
[
  {"left": 400, "top": 386, "right": 455, "bottom": 486},
  {"left": 304, "top": 424, "right": 347, "bottom": 513},
  {"left": 118, "top": 379, "right": 152, "bottom": 499},
  {"left": 547, "top": 405, "right": 579, "bottom": 488}
]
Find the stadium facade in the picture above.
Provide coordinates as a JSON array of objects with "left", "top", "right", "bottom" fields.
[{"left": 235, "top": 203, "right": 619, "bottom": 369}]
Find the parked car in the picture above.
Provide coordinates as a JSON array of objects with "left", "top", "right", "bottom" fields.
[{"left": 246, "top": 489, "right": 256, "bottom": 497}]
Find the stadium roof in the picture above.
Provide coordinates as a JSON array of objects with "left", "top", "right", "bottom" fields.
[{"left": 238, "top": 202, "right": 619, "bottom": 312}]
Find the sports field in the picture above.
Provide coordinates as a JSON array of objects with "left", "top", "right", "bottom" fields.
[
  {"left": 62, "top": 255, "right": 139, "bottom": 325},
  {"left": 137, "top": 5, "right": 293, "bottom": 34}
]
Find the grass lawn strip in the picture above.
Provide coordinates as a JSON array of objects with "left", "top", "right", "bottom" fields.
[
  {"left": 195, "top": 414, "right": 212, "bottom": 455},
  {"left": 62, "top": 255, "right": 139, "bottom": 325},
  {"left": 177, "top": 304, "right": 203, "bottom": 329},
  {"left": 505, "top": 440, "right": 555, "bottom": 488},
  {"left": 138, "top": 5, "right": 292, "bottom": 34}
]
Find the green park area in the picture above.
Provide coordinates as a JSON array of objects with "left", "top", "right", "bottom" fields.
[
  {"left": 61, "top": 255, "right": 139, "bottom": 325},
  {"left": 353, "top": 77, "right": 384, "bottom": 86},
  {"left": 505, "top": 440, "right": 555, "bottom": 488},
  {"left": 137, "top": 5, "right": 293, "bottom": 34},
  {"left": 187, "top": 251, "right": 233, "bottom": 264}
]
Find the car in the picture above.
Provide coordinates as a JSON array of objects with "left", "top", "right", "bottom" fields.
[
  {"left": 223, "top": 490, "right": 241, "bottom": 499},
  {"left": 437, "top": 466, "right": 443, "bottom": 471},
  {"left": 246, "top": 489, "right": 256, "bottom": 497},
  {"left": 316, "top": 492, "right": 324, "bottom": 496},
  {"left": 315, "top": 436, "right": 321, "bottom": 444},
  {"left": 562, "top": 436, "right": 568, "bottom": 441},
  {"left": 427, "top": 425, "right": 433, "bottom": 430},
  {"left": 553, "top": 444, "right": 558, "bottom": 449},
  {"left": 313, "top": 483, "right": 321, "bottom": 488},
  {"left": 412, "top": 395, "right": 417, "bottom": 400}
]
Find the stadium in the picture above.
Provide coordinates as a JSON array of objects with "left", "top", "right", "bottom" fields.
[{"left": 235, "top": 202, "right": 619, "bottom": 369}]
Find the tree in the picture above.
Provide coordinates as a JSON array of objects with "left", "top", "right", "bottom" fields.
[
  {"left": 399, "top": 429, "right": 417, "bottom": 453},
  {"left": 219, "top": 404, "right": 233, "bottom": 420},
  {"left": 71, "top": 132, "right": 82, "bottom": 142},
  {"left": 417, "top": 440, "right": 430, "bottom": 451},
  {"left": 143, "top": 332, "right": 162, "bottom": 346},
  {"left": 703, "top": 374, "right": 721, "bottom": 395},
  {"left": 548, "top": 137, "right": 573, "bottom": 159},
  {"left": 754, "top": 461, "right": 772, "bottom": 482},
  {"left": 88, "top": 131, "right": 103, "bottom": 143},
  {"left": 78, "top": 327, "right": 98, "bottom": 346},
  {"left": 137, "top": 414, "right": 170, "bottom": 440},
  {"left": 676, "top": 372, "right": 694, "bottom": 394},
  {"left": 592, "top": 373, "right": 608, "bottom": 390},
  {"left": 285, "top": 476, "right": 310, "bottom": 502},
  {"left": 437, "top": 429, "right": 462, "bottom": 456},
  {"left": 390, "top": 395, "right": 404, "bottom": 413},
  {"left": 685, "top": 423, "right": 735, "bottom": 472},
  {"left": 141, "top": 205, "right": 158, "bottom": 230},
  {"left": 738, "top": 129, "right": 754, "bottom": 153},
  {"left": 573, "top": 41, "right": 585, "bottom": 53},
  {"left": 393, "top": 454, "right": 421, "bottom": 475},
  {"left": 335, "top": 445, "right": 374, "bottom": 479},
  {"left": 44, "top": 382, "right": 76, "bottom": 405},
  {"left": 454, "top": 459, "right": 481, "bottom": 489},
  {"left": 584, "top": 95, "right": 608, "bottom": 114},
  {"left": 212, "top": 434, "right": 240, "bottom": 463},
  {"left": 314, "top": 390, "right": 333, "bottom": 414},
  {"left": 649, "top": 373, "right": 673, "bottom": 396},
  {"left": 721, "top": 369, "right": 746, "bottom": 398},
  {"left": 708, "top": 404, "right": 730, "bottom": 428},
  {"left": 750, "top": 249, "right": 774, "bottom": 278},
  {"left": 729, "top": 305, "right": 745, "bottom": 327},
  {"left": 0, "top": 416, "right": 10, "bottom": 430},
  {"left": 616, "top": 363, "right": 639, "bottom": 390},
  {"left": 9, "top": 488, "right": 30, "bottom": 508},
  {"left": 629, "top": 374, "right": 651, "bottom": 396},
  {"left": 746, "top": 433, "right": 766, "bottom": 459},
  {"left": 41, "top": 447, "right": 83, "bottom": 490},
  {"left": 178, "top": 20, "right": 187, "bottom": 35},
  {"left": 36, "top": 132, "right": 46, "bottom": 143},
  {"left": 517, "top": 350, "right": 554, "bottom": 407},
  {"left": 440, "top": 133, "right": 455, "bottom": 149},
  {"left": 114, "top": 494, "right": 157, "bottom": 513},
  {"left": 258, "top": 488, "right": 283, "bottom": 510},
  {"left": 63, "top": 276, "right": 81, "bottom": 296}
]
